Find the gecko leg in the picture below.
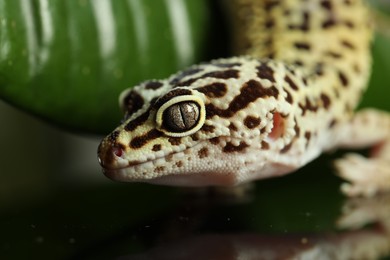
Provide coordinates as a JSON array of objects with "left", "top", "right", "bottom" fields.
[{"left": 334, "top": 109, "right": 390, "bottom": 197}]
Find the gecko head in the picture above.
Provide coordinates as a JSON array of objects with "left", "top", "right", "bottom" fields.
[
  {"left": 97, "top": 61, "right": 240, "bottom": 186},
  {"left": 97, "top": 83, "right": 235, "bottom": 186},
  {"left": 98, "top": 57, "right": 283, "bottom": 186}
]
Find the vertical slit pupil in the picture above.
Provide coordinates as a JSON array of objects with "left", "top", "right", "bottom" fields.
[{"left": 163, "top": 102, "right": 200, "bottom": 132}]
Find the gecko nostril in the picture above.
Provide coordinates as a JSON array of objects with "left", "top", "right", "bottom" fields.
[
  {"left": 113, "top": 146, "right": 124, "bottom": 158},
  {"left": 97, "top": 143, "right": 126, "bottom": 168}
]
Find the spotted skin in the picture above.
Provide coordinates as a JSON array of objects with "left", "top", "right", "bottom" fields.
[{"left": 98, "top": 0, "right": 390, "bottom": 196}]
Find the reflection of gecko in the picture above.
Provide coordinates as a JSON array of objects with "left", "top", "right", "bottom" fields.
[{"left": 98, "top": 0, "right": 390, "bottom": 197}]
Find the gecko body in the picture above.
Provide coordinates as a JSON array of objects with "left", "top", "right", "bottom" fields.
[{"left": 98, "top": 0, "right": 390, "bottom": 196}]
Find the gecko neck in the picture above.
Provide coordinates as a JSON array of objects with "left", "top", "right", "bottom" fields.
[
  {"left": 227, "top": 0, "right": 372, "bottom": 114},
  {"left": 228, "top": 1, "right": 372, "bottom": 72}
]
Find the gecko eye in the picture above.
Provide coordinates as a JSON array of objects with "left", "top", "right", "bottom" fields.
[
  {"left": 156, "top": 95, "right": 206, "bottom": 137},
  {"left": 163, "top": 102, "right": 200, "bottom": 132}
]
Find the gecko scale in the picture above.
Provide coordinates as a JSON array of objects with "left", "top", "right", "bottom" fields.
[{"left": 98, "top": 0, "right": 390, "bottom": 197}]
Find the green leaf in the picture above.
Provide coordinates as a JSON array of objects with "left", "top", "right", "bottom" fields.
[
  {"left": 361, "top": 33, "right": 390, "bottom": 110},
  {"left": 0, "top": 0, "right": 212, "bottom": 134}
]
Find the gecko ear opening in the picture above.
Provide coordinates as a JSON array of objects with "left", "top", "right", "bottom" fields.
[{"left": 268, "top": 112, "right": 286, "bottom": 140}]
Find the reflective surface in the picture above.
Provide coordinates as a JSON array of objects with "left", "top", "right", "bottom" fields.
[
  {"left": 1, "top": 120, "right": 390, "bottom": 260},
  {"left": 0, "top": 0, "right": 217, "bottom": 133}
]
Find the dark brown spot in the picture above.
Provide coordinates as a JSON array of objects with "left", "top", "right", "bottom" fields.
[
  {"left": 168, "top": 137, "right": 181, "bottom": 146},
  {"left": 201, "top": 69, "right": 240, "bottom": 80},
  {"left": 302, "top": 77, "right": 308, "bottom": 86},
  {"left": 265, "top": 1, "right": 280, "bottom": 11},
  {"left": 176, "top": 69, "right": 240, "bottom": 87},
  {"left": 294, "top": 60, "right": 304, "bottom": 67},
  {"left": 176, "top": 161, "right": 183, "bottom": 168},
  {"left": 201, "top": 124, "right": 215, "bottom": 133},
  {"left": 174, "top": 78, "right": 198, "bottom": 87},
  {"left": 257, "top": 63, "right": 276, "bottom": 82},
  {"left": 305, "top": 132, "right": 311, "bottom": 148},
  {"left": 322, "top": 18, "right": 336, "bottom": 29},
  {"left": 198, "top": 147, "right": 209, "bottom": 158},
  {"left": 155, "top": 166, "right": 165, "bottom": 173},
  {"left": 320, "top": 0, "right": 332, "bottom": 10},
  {"left": 341, "top": 40, "right": 355, "bottom": 50},
  {"left": 285, "top": 89, "right": 293, "bottom": 104},
  {"left": 122, "top": 90, "right": 144, "bottom": 117},
  {"left": 223, "top": 141, "right": 249, "bottom": 153},
  {"left": 344, "top": 0, "right": 352, "bottom": 5},
  {"left": 286, "top": 66, "right": 296, "bottom": 76},
  {"left": 305, "top": 131, "right": 311, "bottom": 141},
  {"left": 285, "top": 75, "right": 299, "bottom": 91},
  {"left": 144, "top": 81, "right": 163, "bottom": 90},
  {"left": 128, "top": 160, "right": 141, "bottom": 167},
  {"left": 344, "top": 20, "right": 355, "bottom": 28},
  {"left": 229, "top": 122, "right": 238, "bottom": 132},
  {"left": 130, "top": 129, "right": 163, "bottom": 149},
  {"left": 209, "top": 137, "right": 220, "bottom": 145},
  {"left": 315, "top": 63, "right": 324, "bottom": 76},
  {"left": 261, "top": 141, "right": 269, "bottom": 150},
  {"left": 294, "top": 42, "right": 311, "bottom": 50},
  {"left": 196, "top": 82, "right": 227, "bottom": 98},
  {"left": 170, "top": 68, "right": 202, "bottom": 85},
  {"left": 152, "top": 144, "right": 162, "bottom": 151},
  {"left": 294, "top": 119, "right": 300, "bottom": 136},
  {"left": 266, "top": 52, "right": 275, "bottom": 59},
  {"left": 299, "top": 97, "right": 318, "bottom": 115},
  {"left": 125, "top": 108, "right": 151, "bottom": 131},
  {"left": 265, "top": 19, "right": 275, "bottom": 29},
  {"left": 280, "top": 142, "right": 293, "bottom": 153},
  {"left": 244, "top": 116, "right": 261, "bottom": 129},
  {"left": 153, "top": 89, "right": 192, "bottom": 109},
  {"left": 320, "top": 93, "right": 331, "bottom": 109},
  {"left": 206, "top": 80, "right": 278, "bottom": 119},
  {"left": 338, "top": 71, "right": 349, "bottom": 87},
  {"left": 328, "top": 119, "right": 337, "bottom": 128},
  {"left": 191, "top": 134, "right": 199, "bottom": 141},
  {"left": 324, "top": 51, "right": 342, "bottom": 59},
  {"left": 166, "top": 154, "right": 174, "bottom": 162}
]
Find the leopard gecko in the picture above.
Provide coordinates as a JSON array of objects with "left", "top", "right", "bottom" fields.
[{"left": 98, "top": 0, "right": 390, "bottom": 197}]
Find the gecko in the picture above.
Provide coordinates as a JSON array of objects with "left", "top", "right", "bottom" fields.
[{"left": 97, "top": 0, "right": 390, "bottom": 197}]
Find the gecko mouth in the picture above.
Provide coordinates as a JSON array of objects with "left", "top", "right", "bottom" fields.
[
  {"left": 99, "top": 142, "right": 206, "bottom": 180},
  {"left": 101, "top": 150, "right": 239, "bottom": 187},
  {"left": 99, "top": 139, "right": 241, "bottom": 187}
]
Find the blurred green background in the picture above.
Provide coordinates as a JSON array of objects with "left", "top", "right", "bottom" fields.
[{"left": 0, "top": 0, "right": 390, "bottom": 259}]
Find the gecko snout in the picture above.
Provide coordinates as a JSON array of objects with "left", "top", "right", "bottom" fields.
[{"left": 97, "top": 141, "right": 127, "bottom": 169}]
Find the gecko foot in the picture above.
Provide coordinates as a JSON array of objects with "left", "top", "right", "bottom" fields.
[
  {"left": 337, "top": 192, "right": 390, "bottom": 231},
  {"left": 335, "top": 153, "right": 390, "bottom": 197}
]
